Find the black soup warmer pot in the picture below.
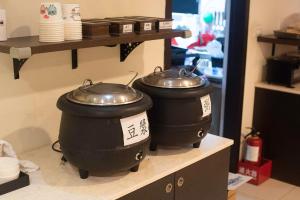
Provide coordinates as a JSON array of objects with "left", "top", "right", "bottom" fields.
[
  {"left": 57, "top": 79, "right": 152, "bottom": 179},
  {"left": 133, "top": 67, "right": 213, "bottom": 151}
]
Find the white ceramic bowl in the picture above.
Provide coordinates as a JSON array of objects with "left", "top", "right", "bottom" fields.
[{"left": 40, "top": 2, "right": 63, "bottom": 22}]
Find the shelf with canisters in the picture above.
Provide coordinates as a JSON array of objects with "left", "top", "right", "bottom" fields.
[{"left": 0, "top": 29, "right": 191, "bottom": 79}]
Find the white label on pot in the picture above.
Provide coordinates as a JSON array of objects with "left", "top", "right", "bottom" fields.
[
  {"left": 144, "top": 23, "right": 152, "bottom": 31},
  {"left": 159, "top": 21, "right": 173, "bottom": 30},
  {"left": 123, "top": 24, "right": 133, "bottom": 33},
  {"left": 121, "top": 112, "right": 150, "bottom": 146},
  {"left": 200, "top": 95, "right": 211, "bottom": 117},
  {"left": 245, "top": 145, "right": 259, "bottom": 162}
]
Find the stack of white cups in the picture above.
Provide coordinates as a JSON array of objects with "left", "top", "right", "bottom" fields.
[
  {"left": 0, "top": 9, "right": 7, "bottom": 41},
  {"left": 39, "top": 2, "right": 64, "bottom": 42},
  {"left": 63, "top": 4, "right": 82, "bottom": 40}
]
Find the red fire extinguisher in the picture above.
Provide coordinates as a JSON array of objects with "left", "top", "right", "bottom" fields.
[{"left": 244, "top": 128, "right": 263, "bottom": 166}]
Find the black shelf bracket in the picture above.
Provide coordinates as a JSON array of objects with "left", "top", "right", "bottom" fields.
[
  {"left": 13, "top": 58, "right": 28, "bottom": 79},
  {"left": 10, "top": 47, "right": 32, "bottom": 79},
  {"left": 71, "top": 49, "right": 78, "bottom": 69},
  {"left": 271, "top": 43, "right": 276, "bottom": 56},
  {"left": 120, "top": 42, "right": 143, "bottom": 62}
]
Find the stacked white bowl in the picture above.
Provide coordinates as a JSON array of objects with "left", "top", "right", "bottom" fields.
[
  {"left": 0, "top": 157, "right": 20, "bottom": 184},
  {"left": 39, "top": 2, "right": 64, "bottom": 43},
  {"left": 63, "top": 4, "right": 82, "bottom": 40}
]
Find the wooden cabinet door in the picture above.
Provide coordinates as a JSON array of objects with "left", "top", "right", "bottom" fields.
[
  {"left": 118, "top": 174, "right": 174, "bottom": 200},
  {"left": 174, "top": 148, "right": 230, "bottom": 200}
]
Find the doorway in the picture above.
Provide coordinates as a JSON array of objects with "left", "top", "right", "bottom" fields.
[
  {"left": 165, "top": 0, "right": 250, "bottom": 172},
  {"left": 172, "top": 0, "right": 227, "bottom": 136}
]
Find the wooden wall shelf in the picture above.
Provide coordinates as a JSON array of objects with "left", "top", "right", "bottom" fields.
[
  {"left": 0, "top": 30, "right": 191, "bottom": 79},
  {"left": 257, "top": 35, "right": 300, "bottom": 56}
]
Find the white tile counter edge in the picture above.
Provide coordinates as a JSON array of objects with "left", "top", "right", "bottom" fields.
[{"left": 1, "top": 134, "right": 233, "bottom": 200}]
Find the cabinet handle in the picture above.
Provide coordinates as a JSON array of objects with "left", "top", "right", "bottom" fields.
[
  {"left": 177, "top": 177, "right": 184, "bottom": 187},
  {"left": 165, "top": 183, "right": 173, "bottom": 193}
]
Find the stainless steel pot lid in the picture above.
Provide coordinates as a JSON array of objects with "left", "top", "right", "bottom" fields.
[
  {"left": 67, "top": 79, "right": 143, "bottom": 106},
  {"left": 141, "top": 67, "right": 206, "bottom": 88}
]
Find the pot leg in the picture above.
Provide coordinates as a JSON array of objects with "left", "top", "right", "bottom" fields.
[
  {"left": 150, "top": 143, "right": 157, "bottom": 151},
  {"left": 130, "top": 164, "right": 140, "bottom": 172},
  {"left": 79, "top": 169, "right": 89, "bottom": 179},
  {"left": 193, "top": 141, "right": 201, "bottom": 148}
]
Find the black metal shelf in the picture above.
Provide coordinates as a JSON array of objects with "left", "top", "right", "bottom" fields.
[
  {"left": 257, "top": 35, "right": 300, "bottom": 56},
  {"left": 0, "top": 30, "right": 191, "bottom": 79}
]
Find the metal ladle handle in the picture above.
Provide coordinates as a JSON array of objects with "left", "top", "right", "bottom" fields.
[
  {"left": 179, "top": 66, "right": 198, "bottom": 77},
  {"left": 126, "top": 71, "right": 139, "bottom": 87}
]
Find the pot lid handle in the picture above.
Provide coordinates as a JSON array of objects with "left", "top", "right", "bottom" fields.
[
  {"left": 82, "top": 79, "right": 94, "bottom": 87},
  {"left": 154, "top": 66, "right": 163, "bottom": 74},
  {"left": 179, "top": 68, "right": 188, "bottom": 77}
]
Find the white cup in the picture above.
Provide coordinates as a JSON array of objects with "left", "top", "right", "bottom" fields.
[
  {"left": 40, "top": 2, "right": 63, "bottom": 22},
  {"left": 0, "top": 9, "right": 7, "bottom": 41},
  {"left": 63, "top": 4, "right": 81, "bottom": 22}
]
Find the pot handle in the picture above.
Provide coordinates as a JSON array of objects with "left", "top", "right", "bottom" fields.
[
  {"left": 126, "top": 71, "right": 139, "bottom": 87},
  {"left": 82, "top": 79, "right": 93, "bottom": 86},
  {"left": 154, "top": 66, "right": 163, "bottom": 74}
]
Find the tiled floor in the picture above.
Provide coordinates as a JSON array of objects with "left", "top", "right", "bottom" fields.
[{"left": 237, "top": 179, "right": 299, "bottom": 200}]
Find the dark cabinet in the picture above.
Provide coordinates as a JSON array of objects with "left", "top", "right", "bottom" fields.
[
  {"left": 119, "top": 148, "right": 230, "bottom": 200},
  {"left": 253, "top": 87, "right": 300, "bottom": 186},
  {"left": 174, "top": 148, "right": 229, "bottom": 200},
  {"left": 119, "top": 174, "right": 174, "bottom": 200}
]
